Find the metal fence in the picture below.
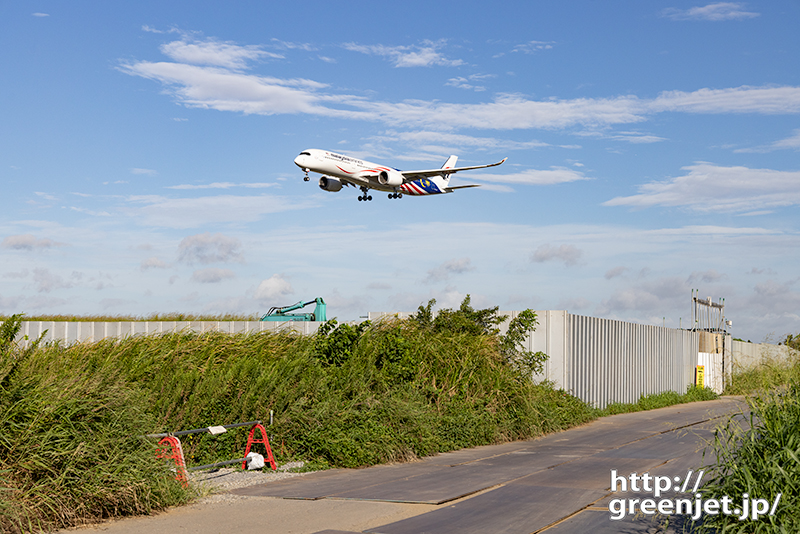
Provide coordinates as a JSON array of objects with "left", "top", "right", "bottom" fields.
[
  {"left": 14, "top": 314, "right": 797, "bottom": 409},
  {"left": 730, "top": 339, "right": 795, "bottom": 370},
  {"left": 15, "top": 320, "right": 323, "bottom": 348}
]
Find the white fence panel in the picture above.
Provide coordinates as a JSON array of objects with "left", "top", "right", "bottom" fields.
[{"left": 15, "top": 320, "right": 324, "bottom": 348}]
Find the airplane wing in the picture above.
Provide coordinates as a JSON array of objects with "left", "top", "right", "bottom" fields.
[
  {"left": 400, "top": 157, "right": 507, "bottom": 181},
  {"left": 444, "top": 184, "right": 481, "bottom": 192}
]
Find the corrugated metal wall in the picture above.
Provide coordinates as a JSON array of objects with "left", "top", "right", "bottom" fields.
[
  {"left": 730, "top": 339, "right": 796, "bottom": 370},
  {"left": 562, "top": 314, "right": 698, "bottom": 408},
  {"left": 500, "top": 311, "right": 698, "bottom": 408}
]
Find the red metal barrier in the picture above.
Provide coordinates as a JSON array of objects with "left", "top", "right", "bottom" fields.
[
  {"left": 156, "top": 436, "right": 188, "bottom": 487},
  {"left": 242, "top": 423, "right": 277, "bottom": 471}
]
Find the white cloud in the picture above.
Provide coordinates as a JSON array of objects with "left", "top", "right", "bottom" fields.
[
  {"left": 366, "top": 130, "right": 550, "bottom": 159},
  {"left": 32, "top": 12, "right": 49, "bottom": 17},
  {"left": 178, "top": 233, "right": 243, "bottom": 264},
  {"left": 34, "top": 192, "right": 57, "bottom": 201},
  {"left": 611, "top": 131, "right": 667, "bottom": 144},
  {"left": 596, "top": 277, "right": 687, "bottom": 315},
  {"left": 122, "top": 194, "right": 317, "bottom": 228},
  {"left": 255, "top": 274, "right": 294, "bottom": 301},
  {"left": 605, "top": 266, "right": 628, "bottom": 279},
  {"left": 604, "top": 163, "right": 800, "bottom": 213},
  {"left": 167, "top": 182, "right": 277, "bottom": 190},
  {"left": 446, "top": 77, "right": 486, "bottom": 92},
  {"left": 131, "top": 168, "right": 158, "bottom": 175},
  {"left": 687, "top": 270, "right": 727, "bottom": 284},
  {"left": 1, "top": 234, "right": 62, "bottom": 250},
  {"left": 661, "top": 3, "right": 759, "bottom": 21},
  {"left": 3, "top": 269, "right": 29, "bottom": 279},
  {"left": 512, "top": 41, "right": 555, "bottom": 54},
  {"left": 118, "top": 61, "right": 336, "bottom": 117},
  {"left": 342, "top": 40, "right": 464, "bottom": 68},
  {"left": 425, "top": 257, "right": 475, "bottom": 284},
  {"left": 32, "top": 268, "right": 73, "bottom": 293},
  {"left": 269, "top": 39, "right": 316, "bottom": 52},
  {"left": 650, "top": 86, "right": 800, "bottom": 114},
  {"left": 772, "top": 129, "right": 800, "bottom": 150},
  {"left": 472, "top": 167, "right": 590, "bottom": 186},
  {"left": 120, "top": 37, "right": 800, "bottom": 131},
  {"left": 739, "top": 129, "right": 800, "bottom": 153},
  {"left": 69, "top": 206, "right": 111, "bottom": 217},
  {"left": 531, "top": 244, "right": 583, "bottom": 266},
  {"left": 445, "top": 74, "right": 495, "bottom": 92},
  {"left": 160, "top": 38, "right": 282, "bottom": 70},
  {"left": 748, "top": 279, "right": 800, "bottom": 314},
  {"left": 140, "top": 257, "right": 169, "bottom": 270},
  {"left": 191, "top": 268, "right": 236, "bottom": 283}
]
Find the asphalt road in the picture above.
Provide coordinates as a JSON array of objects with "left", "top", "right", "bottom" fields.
[{"left": 67, "top": 397, "right": 747, "bottom": 534}]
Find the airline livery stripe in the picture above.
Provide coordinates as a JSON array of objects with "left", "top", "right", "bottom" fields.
[{"left": 408, "top": 183, "right": 426, "bottom": 195}]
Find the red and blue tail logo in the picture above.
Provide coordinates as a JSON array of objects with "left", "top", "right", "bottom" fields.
[{"left": 400, "top": 178, "right": 441, "bottom": 195}]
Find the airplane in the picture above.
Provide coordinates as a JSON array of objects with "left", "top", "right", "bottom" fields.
[{"left": 294, "top": 149, "right": 507, "bottom": 201}]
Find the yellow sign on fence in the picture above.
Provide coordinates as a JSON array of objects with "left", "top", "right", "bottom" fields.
[{"left": 695, "top": 365, "right": 705, "bottom": 387}]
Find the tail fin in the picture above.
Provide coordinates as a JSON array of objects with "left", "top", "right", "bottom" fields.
[
  {"left": 441, "top": 155, "right": 458, "bottom": 171},
  {"left": 437, "top": 155, "right": 458, "bottom": 187}
]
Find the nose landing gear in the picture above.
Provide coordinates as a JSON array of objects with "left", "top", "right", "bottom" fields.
[{"left": 302, "top": 169, "right": 310, "bottom": 182}]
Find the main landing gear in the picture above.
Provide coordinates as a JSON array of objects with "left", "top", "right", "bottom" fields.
[
  {"left": 388, "top": 192, "right": 403, "bottom": 199},
  {"left": 357, "top": 186, "right": 372, "bottom": 202}
]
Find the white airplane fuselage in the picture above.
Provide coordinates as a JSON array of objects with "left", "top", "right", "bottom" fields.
[
  {"left": 294, "top": 148, "right": 506, "bottom": 201},
  {"left": 294, "top": 149, "right": 444, "bottom": 196}
]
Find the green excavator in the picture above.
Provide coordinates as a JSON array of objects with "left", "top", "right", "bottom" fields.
[{"left": 260, "top": 297, "right": 327, "bottom": 322}]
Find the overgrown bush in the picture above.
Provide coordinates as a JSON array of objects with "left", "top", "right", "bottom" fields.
[{"left": 0, "top": 316, "right": 193, "bottom": 534}]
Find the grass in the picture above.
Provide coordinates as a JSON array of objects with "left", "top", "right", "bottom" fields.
[
  {"left": 685, "top": 335, "right": 800, "bottom": 533},
  {"left": 0, "top": 305, "right": 737, "bottom": 532},
  {"left": 599, "top": 385, "right": 718, "bottom": 416},
  {"left": 694, "top": 383, "right": 800, "bottom": 533},
  {"left": 0, "top": 327, "right": 194, "bottom": 534},
  {"left": 724, "top": 355, "right": 800, "bottom": 396}
]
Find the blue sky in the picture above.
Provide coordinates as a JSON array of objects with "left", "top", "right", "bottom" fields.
[{"left": 1, "top": 1, "right": 798, "bottom": 342}]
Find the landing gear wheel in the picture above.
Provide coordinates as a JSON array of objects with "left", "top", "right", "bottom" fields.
[{"left": 367, "top": 195, "right": 372, "bottom": 201}]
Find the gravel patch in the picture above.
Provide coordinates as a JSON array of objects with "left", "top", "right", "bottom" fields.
[{"left": 189, "top": 461, "right": 314, "bottom": 504}]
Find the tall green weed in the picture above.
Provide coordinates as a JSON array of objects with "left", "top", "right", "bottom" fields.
[
  {"left": 695, "top": 382, "right": 800, "bottom": 533},
  {"left": 0, "top": 319, "right": 192, "bottom": 533}
]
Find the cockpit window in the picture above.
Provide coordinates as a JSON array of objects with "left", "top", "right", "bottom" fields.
[{"left": 299, "top": 152, "right": 311, "bottom": 156}]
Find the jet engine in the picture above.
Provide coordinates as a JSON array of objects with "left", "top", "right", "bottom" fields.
[
  {"left": 378, "top": 170, "right": 404, "bottom": 187},
  {"left": 318, "top": 176, "right": 343, "bottom": 192}
]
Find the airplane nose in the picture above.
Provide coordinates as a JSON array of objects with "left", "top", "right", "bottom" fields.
[{"left": 294, "top": 155, "right": 304, "bottom": 167}]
